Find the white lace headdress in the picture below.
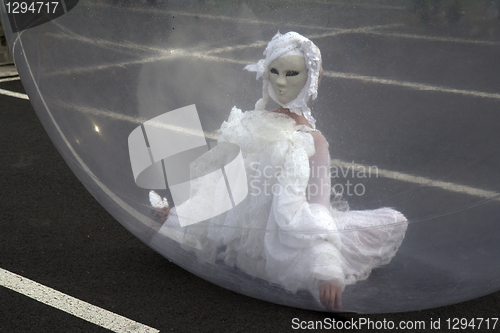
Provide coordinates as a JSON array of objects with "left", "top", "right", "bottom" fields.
[{"left": 245, "top": 31, "right": 322, "bottom": 129}]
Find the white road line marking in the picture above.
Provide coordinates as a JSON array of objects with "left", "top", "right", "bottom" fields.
[
  {"left": 44, "top": 25, "right": 500, "bottom": 77},
  {"left": 334, "top": 1, "right": 406, "bottom": 10},
  {"left": 48, "top": 21, "right": 171, "bottom": 55},
  {"left": 44, "top": 48, "right": 255, "bottom": 76},
  {"left": 15, "top": 33, "right": 202, "bottom": 256},
  {"left": 101, "top": 5, "right": 333, "bottom": 31},
  {"left": 0, "top": 88, "right": 29, "bottom": 100},
  {"left": 44, "top": 23, "right": 399, "bottom": 76},
  {"left": 300, "top": 0, "right": 405, "bottom": 10},
  {"left": 364, "top": 30, "right": 500, "bottom": 46},
  {"left": 0, "top": 268, "right": 160, "bottom": 333},
  {"left": 36, "top": 54, "right": 500, "bottom": 102},
  {"left": 54, "top": 22, "right": 466, "bottom": 75},
  {"left": 206, "top": 24, "right": 401, "bottom": 55},
  {"left": 37, "top": 23, "right": 499, "bottom": 103},
  {"left": 49, "top": 6, "right": 385, "bottom": 60},
  {"left": 325, "top": 71, "right": 500, "bottom": 100},
  {"left": 46, "top": 23, "right": 396, "bottom": 59},
  {"left": 95, "top": 4, "right": 500, "bottom": 46},
  {"left": 56, "top": 101, "right": 147, "bottom": 124},
  {"left": 45, "top": 53, "right": 174, "bottom": 76},
  {"left": 44, "top": 100, "right": 500, "bottom": 202},
  {"left": 0, "top": 76, "right": 20, "bottom": 83},
  {"left": 306, "top": 23, "right": 402, "bottom": 40},
  {"left": 102, "top": 3, "right": 406, "bottom": 30},
  {"left": 332, "top": 159, "right": 500, "bottom": 201},
  {"left": 7, "top": 34, "right": 499, "bottom": 207},
  {"left": 0, "top": 68, "right": 19, "bottom": 77},
  {"left": 54, "top": 100, "right": 219, "bottom": 140},
  {"left": 3, "top": 83, "right": 500, "bottom": 201}
]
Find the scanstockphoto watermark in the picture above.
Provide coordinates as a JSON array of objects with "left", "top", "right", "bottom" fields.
[
  {"left": 291, "top": 317, "right": 498, "bottom": 330},
  {"left": 291, "top": 317, "right": 426, "bottom": 330},
  {"left": 248, "top": 161, "right": 379, "bottom": 197}
]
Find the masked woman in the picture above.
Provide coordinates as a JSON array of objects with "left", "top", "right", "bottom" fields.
[{"left": 154, "top": 32, "right": 407, "bottom": 311}]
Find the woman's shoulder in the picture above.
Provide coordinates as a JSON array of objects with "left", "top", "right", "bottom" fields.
[
  {"left": 296, "top": 129, "right": 328, "bottom": 160},
  {"left": 295, "top": 125, "right": 328, "bottom": 148},
  {"left": 309, "top": 130, "right": 328, "bottom": 149}
]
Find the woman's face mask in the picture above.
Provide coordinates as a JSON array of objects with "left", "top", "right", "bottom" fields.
[{"left": 268, "top": 55, "right": 308, "bottom": 105}]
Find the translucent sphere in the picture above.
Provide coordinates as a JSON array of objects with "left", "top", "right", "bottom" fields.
[{"left": 2, "top": 0, "right": 500, "bottom": 313}]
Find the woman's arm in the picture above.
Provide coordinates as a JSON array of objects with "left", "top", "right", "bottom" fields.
[
  {"left": 307, "top": 131, "right": 331, "bottom": 207},
  {"left": 307, "top": 132, "right": 344, "bottom": 311}
]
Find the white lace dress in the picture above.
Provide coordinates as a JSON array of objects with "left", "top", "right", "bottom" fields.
[{"left": 157, "top": 107, "right": 407, "bottom": 302}]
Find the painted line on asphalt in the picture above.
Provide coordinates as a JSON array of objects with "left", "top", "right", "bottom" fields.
[
  {"left": 6, "top": 60, "right": 500, "bottom": 102},
  {"left": 0, "top": 88, "right": 29, "bottom": 100},
  {"left": 0, "top": 268, "right": 160, "bottom": 333},
  {"left": 10, "top": 91, "right": 499, "bottom": 203},
  {"left": 3, "top": 70, "right": 498, "bottom": 203},
  {"left": 206, "top": 23, "right": 401, "bottom": 55},
  {"left": 14, "top": 32, "right": 204, "bottom": 254},
  {"left": 43, "top": 27, "right": 500, "bottom": 77},
  {"left": 43, "top": 49, "right": 255, "bottom": 76},
  {"left": 0, "top": 76, "right": 20, "bottom": 83},
  {"left": 54, "top": 100, "right": 219, "bottom": 140},
  {"left": 99, "top": 4, "right": 500, "bottom": 46},
  {"left": 364, "top": 30, "right": 500, "bottom": 47},
  {"left": 50, "top": 101, "right": 500, "bottom": 202},
  {"left": 302, "top": 0, "right": 406, "bottom": 10},
  {"left": 48, "top": 18, "right": 500, "bottom": 77},
  {"left": 332, "top": 159, "right": 500, "bottom": 201},
  {"left": 43, "top": 22, "right": 399, "bottom": 76},
  {"left": 104, "top": 5, "right": 337, "bottom": 31},
  {"left": 164, "top": 8, "right": 500, "bottom": 46},
  {"left": 325, "top": 71, "right": 500, "bottom": 100}
]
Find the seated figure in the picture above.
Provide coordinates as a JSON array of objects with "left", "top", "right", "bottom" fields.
[{"left": 152, "top": 32, "right": 408, "bottom": 311}]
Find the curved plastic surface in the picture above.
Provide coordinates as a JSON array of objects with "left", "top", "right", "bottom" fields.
[{"left": 2, "top": 0, "right": 500, "bottom": 313}]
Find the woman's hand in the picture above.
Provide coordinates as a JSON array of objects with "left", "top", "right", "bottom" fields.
[
  {"left": 153, "top": 206, "right": 171, "bottom": 222},
  {"left": 319, "top": 281, "right": 342, "bottom": 311}
]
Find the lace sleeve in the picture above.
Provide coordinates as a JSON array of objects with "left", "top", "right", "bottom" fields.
[{"left": 307, "top": 131, "right": 331, "bottom": 207}]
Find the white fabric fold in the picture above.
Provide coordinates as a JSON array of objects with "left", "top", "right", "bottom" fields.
[{"left": 157, "top": 108, "right": 408, "bottom": 305}]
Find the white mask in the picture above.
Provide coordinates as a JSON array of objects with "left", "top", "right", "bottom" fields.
[
  {"left": 245, "top": 32, "right": 322, "bottom": 129},
  {"left": 268, "top": 55, "right": 308, "bottom": 105}
]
